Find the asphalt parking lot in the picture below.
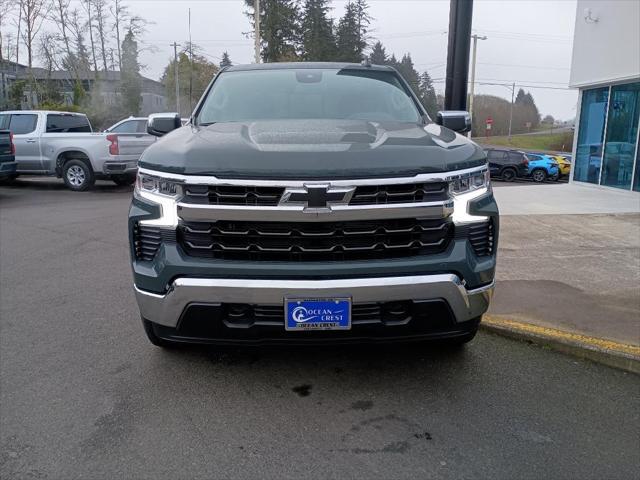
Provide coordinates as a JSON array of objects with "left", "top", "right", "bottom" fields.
[{"left": 1, "top": 178, "right": 639, "bottom": 480}]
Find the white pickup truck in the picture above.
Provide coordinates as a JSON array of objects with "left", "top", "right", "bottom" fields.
[{"left": 0, "top": 110, "right": 154, "bottom": 191}]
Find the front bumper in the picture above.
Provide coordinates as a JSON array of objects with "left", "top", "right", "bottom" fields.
[
  {"left": 135, "top": 274, "right": 494, "bottom": 328},
  {"left": 0, "top": 160, "right": 17, "bottom": 177}
]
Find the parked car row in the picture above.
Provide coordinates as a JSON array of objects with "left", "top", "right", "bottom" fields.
[
  {"left": 485, "top": 147, "right": 572, "bottom": 183},
  {"left": 0, "top": 110, "right": 160, "bottom": 191}
]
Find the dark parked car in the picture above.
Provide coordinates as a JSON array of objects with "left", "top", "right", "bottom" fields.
[
  {"left": 485, "top": 148, "right": 529, "bottom": 182},
  {"left": 0, "top": 129, "right": 16, "bottom": 181}
]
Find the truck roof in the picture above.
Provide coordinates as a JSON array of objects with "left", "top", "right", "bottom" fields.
[
  {"left": 225, "top": 62, "right": 396, "bottom": 73},
  {"left": 0, "top": 110, "right": 87, "bottom": 116}
]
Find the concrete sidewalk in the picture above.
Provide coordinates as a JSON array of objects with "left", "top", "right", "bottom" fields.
[
  {"left": 487, "top": 185, "right": 640, "bottom": 368},
  {"left": 493, "top": 182, "right": 640, "bottom": 215},
  {"left": 490, "top": 213, "right": 639, "bottom": 345}
]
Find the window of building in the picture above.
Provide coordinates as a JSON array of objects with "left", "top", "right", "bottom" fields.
[
  {"left": 601, "top": 82, "right": 640, "bottom": 190},
  {"left": 574, "top": 87, "right": 609, "bottom": 184}
]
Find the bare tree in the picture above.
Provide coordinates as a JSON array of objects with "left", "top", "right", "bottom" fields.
[
  {"left": 90, "top": 0, "right": 110, "bottom": 71},
  {"left": 50, "top": 0, "right": 72, "bottom": 61},
  {"left": 110, "top": 0, "right": 127, "bottom": 70},
  {"left": 81, "top": 0, "right": 98, "bottom": 72},
  {"left": 0, "top": 0, "right": 16, "bottom": 105},
  {"left": 67, "top": 7, "right": 91, "bottom": 74},
  {"left": 19, "top": 0, "right": 47, "bottom": 68}
]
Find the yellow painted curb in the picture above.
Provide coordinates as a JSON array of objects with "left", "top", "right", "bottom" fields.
[
  {"left": 483, "top": 315, "right": 640, "bottom": 356},
  {"left": 481, "top": 314, "right": 640, "bottom": 374}
]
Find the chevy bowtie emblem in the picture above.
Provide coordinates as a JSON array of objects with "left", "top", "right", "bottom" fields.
[{"left": 279, "top": 184, "right": 355, "bottom": 212}]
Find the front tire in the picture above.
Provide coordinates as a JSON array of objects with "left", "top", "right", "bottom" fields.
[
  {"left": 112, "top": 173, "right": 136, "bottom": 186},
  {"left": 531, "top": 168, "right": 547, "bottom": 183},
  {"left": 63, "top": 159, "right": 95, "bottom": 191}
]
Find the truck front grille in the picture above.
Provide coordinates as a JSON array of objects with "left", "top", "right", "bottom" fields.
[
  {"left": 184, "top": 185, "right": 284, "bottom": 206},
  {"left": 350, "top": 182, "right": 448, "bottom": 204},
  {"left": 178, "top": 217, "right": 453, "bottom": 261},
  {"left": 182, "top": 182, "right": 449, "bottom": 206}
]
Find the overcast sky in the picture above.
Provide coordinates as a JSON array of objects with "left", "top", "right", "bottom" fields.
[{"left": 62, "top": 0, "right": 579, "bottom": 120}]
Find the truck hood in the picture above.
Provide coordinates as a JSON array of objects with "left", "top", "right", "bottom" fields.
[{"left": 139, "top": 119, "right": 486, "bottom": 179}]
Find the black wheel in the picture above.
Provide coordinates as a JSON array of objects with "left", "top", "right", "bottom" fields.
[
  {"left": 501, "top": 168, "right": 517, "bottom": 182},
  {"left": 62, "top": 159, "right": 95, "bottom": 191},
  {"left": 531, "top": 168, "right": 547, "bottom": 183},
  {"left": 142, "top": 319, "right": 178, "bottom": 349},
  {"left": 112, "top": 173, "right": 136, "bottom": 186}
]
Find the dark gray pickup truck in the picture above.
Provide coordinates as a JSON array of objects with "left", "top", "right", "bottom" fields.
[
  {"left": 0, "top": 129, "right": 16, "bottom": 180},
  {"left": 129, "top": 62, "right": 498, "bottom": 348}
]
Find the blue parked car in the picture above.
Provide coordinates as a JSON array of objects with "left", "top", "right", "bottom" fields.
[{"left": 526, "top": 153, "right": 559, "bottom": 182}]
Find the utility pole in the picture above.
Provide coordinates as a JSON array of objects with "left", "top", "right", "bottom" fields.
[
  {"left": 468, "top": 33, "right": 487, "bottom": 136},
  {"left": 171, "top": 42, "right": 181, "bottom": 115},
  {"left": 188, "top": 8, "right": 193, "bottom": 112},
  {"left": 508, "top": 82, "right": 515, "bottom": 140},
  {"left": 444, "top": 0, "right": 473, "bottom": 111},
  {"left": 254, "top": 0, "right": 261, "bottom": 63}
]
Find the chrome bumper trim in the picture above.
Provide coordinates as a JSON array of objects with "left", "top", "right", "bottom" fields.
[
  {"left": 176, "top": 201, "right": 454, "bottom": 222},
  {"left": 134, "top": 275, "right": 494, "bottom": 328}
]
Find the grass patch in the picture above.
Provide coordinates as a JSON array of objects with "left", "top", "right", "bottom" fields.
[{"left": 474, "top": 131, "right": 574, "bottom": 153}]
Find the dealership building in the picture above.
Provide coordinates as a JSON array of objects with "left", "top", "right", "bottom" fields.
[{"left": 569, "top": 0, "right": 640, "bottom": 191}]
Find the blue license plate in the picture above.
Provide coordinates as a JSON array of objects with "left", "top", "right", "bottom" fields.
[{"left": 285, "top": 298, "right": 351, "bottom": 331}]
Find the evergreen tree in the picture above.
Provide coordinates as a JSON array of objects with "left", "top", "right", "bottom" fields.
[
  {"left": 120, "top": 29, "right": 141, "bottom": 115},
  {"left": 395, "top": 53, "right": 420, "bottom": 97},
  {"left": 369, "top": 41, "right": 387, "bottom": 65},
  {"left": 245, "top": 0, "right": 301, "bottom": 62},
  {"left": 515, "top": 88, "right": 526, "bottom": 104},
  {"left": 418, "top": 71, "right": 438, "bottom": 118},
  {"left": 220, "top": 51, "right": 232, "bottom": 68},
  {"left": 335, "top": 0, "right": 371, "bottom": 62},
  {"left": 301, "top": 0, "right": 336, "bottom": 61}
]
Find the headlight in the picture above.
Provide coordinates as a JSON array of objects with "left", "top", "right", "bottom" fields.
[
  {"left": 135, "top": 172, "right": 182, "bottom": 198},
  {"left": 449, "top": 169, "right": 490, "bottom": 195},
  {"left": 450, "top": 169, "right": 491, "bottom": 224}
]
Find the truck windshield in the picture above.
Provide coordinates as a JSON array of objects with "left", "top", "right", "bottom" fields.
[{"left": 196, "top": 68, "right": 422, "bottom": 125}]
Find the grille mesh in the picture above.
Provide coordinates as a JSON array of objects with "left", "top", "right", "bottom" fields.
[
  {"left": 182, "top": 182, "right": 449, "bottom": 206},
  {"left": 178, "top": 218, "right": 453, "bottom": 261},
  {"left": 184, "top": 185, "right": 284, "bottom": 206},
  {"left": 349, "top": 182, "right": 448, "bottom": 205}
]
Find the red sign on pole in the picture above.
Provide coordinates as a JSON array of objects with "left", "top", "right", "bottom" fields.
[{"left": 485, "top": 117, "right": 493, "bottom": 137}]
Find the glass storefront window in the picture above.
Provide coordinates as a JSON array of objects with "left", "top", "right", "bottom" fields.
[
  {"left": 574, "top": 87, "right": 609, "bottom": 184},
  {"left": 601, "top": 82, "right": 640, "bottom": 190},
  {"left": 634, "top": 144, "right": 640, "bottom": 192}
]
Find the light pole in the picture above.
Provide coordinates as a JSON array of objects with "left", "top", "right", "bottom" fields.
[
  {"left": 254, "top": 0, "right": 261, "bottom": 63},
  {"left": 171, "top": 42, "right": 180, "bottom": 115},
  {"left": 508, "top": 81, "right": 515, "bottom": 140},
  {"left": 468, "top": 33, "right": 487, "bottom": 136}
]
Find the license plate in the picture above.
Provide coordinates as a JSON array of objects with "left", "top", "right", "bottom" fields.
[{"left": 285, "top": 298, "right": 351, "bottom": 331}]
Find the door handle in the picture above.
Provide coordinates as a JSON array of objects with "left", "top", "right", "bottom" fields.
[{"left": 25, "top": 139, "right": 37, "bottom": 143}]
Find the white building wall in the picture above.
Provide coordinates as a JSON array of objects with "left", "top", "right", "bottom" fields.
[{"left": 570, "top": 0, "right": 640, "bottom": 88}]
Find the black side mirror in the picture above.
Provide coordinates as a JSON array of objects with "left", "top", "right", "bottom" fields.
[
  {"left": 436, "top": 110, "right": 472, "bottom": 134},
  {"left": 147, "top": 113, "right": 181, "bottom": 137}
]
